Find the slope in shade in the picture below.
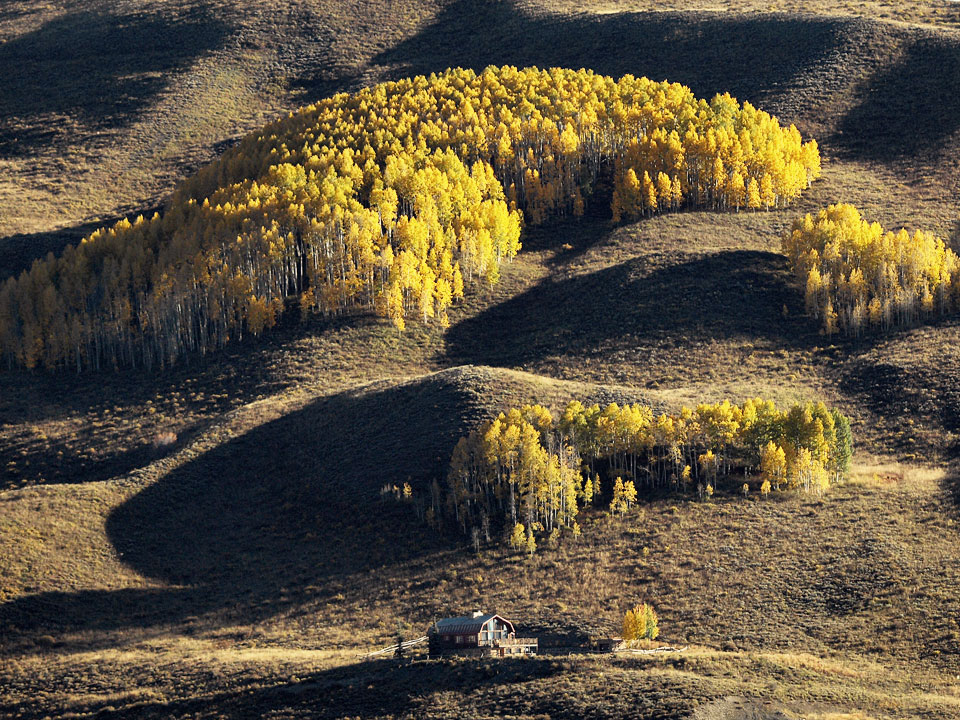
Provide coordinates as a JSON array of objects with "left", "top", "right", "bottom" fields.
[
  {"left": 0, "top": 366, "right": 649, "bottom": 642},
  {"left": 0, "top": 7, "right": 236, "bottom": 159}
]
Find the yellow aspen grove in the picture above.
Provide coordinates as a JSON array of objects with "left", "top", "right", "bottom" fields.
[
  {"left": 785, "top": 203, "right": 960, "bottom": 335},
  {"left": 443, "top": 396, "right": 851, "bottom": 549},
  {"left": 0, "top": 66, "right": 820, "bottom": 371}
]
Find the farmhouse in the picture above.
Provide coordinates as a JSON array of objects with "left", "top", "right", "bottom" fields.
[{"left": 428, "top": 611, "right": 538, "bottom": 658}]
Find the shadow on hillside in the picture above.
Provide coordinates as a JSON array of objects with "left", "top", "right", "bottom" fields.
[
  {"left": 941, "top": 466, "right": 960, "bottom": 517},
  {"left": 0, "top": 309, "right": 371, "bottom": 489},
  {"left": 837, "top": 37, "right": 960, "bottom": 162},
  {"left": 837, "top": 319, "right": 960, "bottom": 460},
  {"left": 950, "top": 219, "right": 960, "bottom": 254},
  {"left": 445, "top": 249, "right": 818, "bottom": 369},
  {"left": 0, "top": 586, "right": 206, "bottom": 640},
  {"left": 520, "top": 211, "right": 615, "bottom": 266},
  {"left": 0, "top": 7, "right": 234, "bottom": 157},
  {"left": 0, "top": 374, "right": 489, "bottom": 643},
  {"left": 0, "top": 657, "right": 572, "bottom": 720},
  {"left": 0, "top": 213, "right": 158, "bottom": 281},
  {"left": 355, "top": 2, "right": 849, "bottom": 117}
]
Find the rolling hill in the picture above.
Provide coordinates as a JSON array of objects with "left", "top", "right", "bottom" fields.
[{"left": 3, "top": 1, "right": 960, "bottom": 718}]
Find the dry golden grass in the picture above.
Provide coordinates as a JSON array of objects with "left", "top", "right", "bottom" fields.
[
  {"left": 541, "top": 1, "right": 960, "bottom": 28},
  {"left": 3, "top": 358, "right": 960, "bottom": 716}
]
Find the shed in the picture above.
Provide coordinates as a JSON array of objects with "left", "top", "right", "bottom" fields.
[
  {"left": 596, "top": 637, "right": 625, "bottom": 653},
  {"left": 428, "top": 611, "right": 538, "bottom": 658}
]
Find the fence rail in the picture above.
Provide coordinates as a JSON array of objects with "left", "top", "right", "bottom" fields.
[
  {"left": 361, "top": 636, "right": 428, "bottom": 658},
  {"left": 615, "top": 645, "right": 688, "bottom": 655}
]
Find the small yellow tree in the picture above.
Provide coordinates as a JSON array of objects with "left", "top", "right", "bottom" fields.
[
  {"left": 760, "top": 441, "right": 786, "bottom": 490},
  {"left": 639, "top": 603, "right": 659, "bottom": 641},
  {"left": 509, "top": 523, "right": 526, "bottom": 552},
  {"left": 698, "top": 450, "right": 718, "bottom": 484},
  {"left": 582, "top": 476, "right": 594, "bottom": 505},
  {"left": 624, "top": 479, "right": 637, "bottom": 508},
  {"left": 623, "top": 603, "right": 660, "bottom": 644},
  {"left": 622, "top": 605, "right": 640, "bottom": 642},
  {"left": 610, "top": 476, "right": 637, "bottom": 515}
]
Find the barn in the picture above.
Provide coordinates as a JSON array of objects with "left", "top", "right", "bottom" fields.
[{"left": 428, "top": 611, "right": 538, "bottom": 658}]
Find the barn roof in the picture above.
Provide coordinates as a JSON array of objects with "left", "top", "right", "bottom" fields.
[{"left": 430, "top": 613, "right": 513, "bottom": 635}]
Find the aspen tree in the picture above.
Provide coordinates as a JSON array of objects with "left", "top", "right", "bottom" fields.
[
  {"left": 582, "top": 476, "right": 594, "bottom": 505},
  {"left": 509, "top": 523, "right": 526, "bottom": 551},
  {"left": 760, "top": 174, "right": 776, "bottom": 209},
  {"left": 656, "top": 172, "right": 673, "bottom": 210},
  {"left": 727, "top": 171, "right": 746, "bottom": 211},
  {"left": 746, "top": 177, "right": 761, "bottom": 210},
  {"left": 610, "top": 476, "right": 628, "bottom": 515},
  {"left": 622, "top": 606, "right": 640, "bottom": 643},
  {"left": 635, "top": 603, "right": 660, "bottom": 641},
  {"left": 525, "top": 526, "right": 537, "bottom": 556},
  {"left": 642, "top": 171, "right": 658, "bottom": 215}
]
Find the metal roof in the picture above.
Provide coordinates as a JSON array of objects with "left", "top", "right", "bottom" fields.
[{"left": 430, "top": 613, "right": 514, "bottom": 636}]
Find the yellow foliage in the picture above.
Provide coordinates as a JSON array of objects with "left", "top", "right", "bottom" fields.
[
  {"left": 785, "top": 203, "right": 959, "bottom": 335},
  {"left": 623, "top": 603, "right": 660, "bottom": 643},
  {"left": 444, "top": 396, "right": 851, "bottom": 549},
  {"left": 0, "top": 66, "right": 820, "bottom": 370}
]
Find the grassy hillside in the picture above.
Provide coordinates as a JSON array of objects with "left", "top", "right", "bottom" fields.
[
  {"left": 3, "top": 1, "right": 960, "bottom": 718},
  {"left": 3, "top": 367, "right": 960, "bottom": 718}
]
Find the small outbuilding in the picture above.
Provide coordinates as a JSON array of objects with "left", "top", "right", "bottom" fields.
[
  {"left": 596, "top": 637, "right": 625, "bottom": 653},
  {"left": 428, "top": 611, "right": 538, "bottom": 658}
]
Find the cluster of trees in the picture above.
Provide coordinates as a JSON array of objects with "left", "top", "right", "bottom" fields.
[
  {"left": 441, "top": 397, "right": 852, "bottom": 549},
  {"left": 0, "top": 65, "right": 820, "bottom": 371},
  {"left": 611, "top": 94, "right": 819, "bottom": 220},
  {"left": 0, "top": 149, "right": 516, "bottom": 370},
  {"left": 442, "top": 404, "right": 584, "bottom": 549},
  {"left": 783, "top": 203, "right": 960, "bottom": 335},
  {"left": 622, "top": 603, "right": 660, "bottom": 643},
  {"left": 557, "top": 398, "right": 850, "bottom": 495}
]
